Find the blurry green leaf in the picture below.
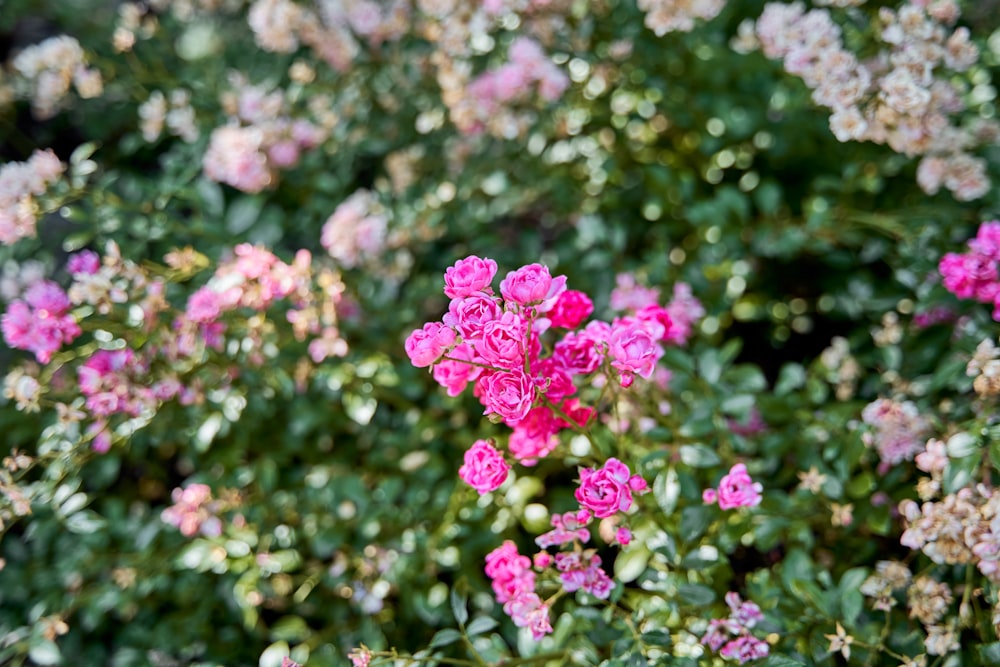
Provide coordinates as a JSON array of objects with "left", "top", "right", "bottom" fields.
[
  {"left": 451, "top": 586, "right": 469, "bottom": 626},
  {"left": 775, "top": 364, "right": 806, "bottom": 396},
  {"left": 258, "top": 641, "right": 290, "bottom": 667},
  {"left": 679, "top": 444, "right": 721, "bottom": 468},
  {"left": 465, "top": 617, "right": 498, "bottom": 636},
  {"left": 429, "top": 628, "right": 462, "bottom": 648},
  {"left": 697, "top": 350, "right": 723, "bottom": 384},
  {"left": 759, "top": 656, "right": 807, "bottom": 667},
  {"left": 680, "top": 506, "right": 711, "bottom": 542},
  {"left": 64, "top": 510, "right": 106, "bottom": 534},
  {"left": 28, "top": 639, "right": 61, "bottom": 666},
  {"left": 227, "top": 196, "right": 261, "bottom": 235},
  {"left": 653, "top": 468, "right": 680, "bottom": 515},
  {"left": 614, "top": 546, "right": 650, "bottom": 584},
  {"left": 271, "top": 616, "right": 310, "bottom": 642},
  {"left": 677, "top": 583, "right": 715, "bottom": 606}
]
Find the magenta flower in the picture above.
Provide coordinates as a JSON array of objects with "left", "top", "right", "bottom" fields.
[
  {"left": 431, "top": 342, "right": 482, "bottom": 397},
  {"left": 443, "top": 255, "right": 498, "bottom": 299},
  {"left": 443, "top": 293, "right": 502, "bottom": 341},
  {"left": 575, "top": 458, "right": 644, "bottom": 519},
  {"left": 503, "top": 591, "right": 552, "bottom": 640},
  {"left": 474, "top": 311, "right": 526, "bottom": 369},
  {"left": 720, "top": 636, "right": 770, "bottom": 663},
  {"left": 2, "top": 280, "right": 80, "bottom": 364},
  {"left": 707, "top": 463, "right": 763, "bottom": 510},
  {"left": 404, "top": 321, "right": 456, "bottom": 368},
  {"left": 499, "top": 263, "right": 567, "bottom": 308},
  {"left": 485, "top": 540, "right": 535, "bottom": 603},
  {"left": 608, "top": 322, "right": 662, "bottom": 387},
  {"left": 458, "top": 439, "right": 510, "bottom": 494},
  {"left": 508, "top": 406, "right": 561, "bottom": 464},
  {"left": 548, "top": 289, "right": 594, "bottom": 329},
  {"left": 477, "top": 368, "right": 536, "bottom": 424},
  {"left": 66, "top": 250, "right": 101, "bottom": 275}
]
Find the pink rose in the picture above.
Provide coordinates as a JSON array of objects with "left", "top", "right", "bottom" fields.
[
  {"left": 553, "top": 321, "right": 608, "bottom": 375},
  {"left": 474, "top": 311, "right": 526, "bottom": 369},
  {"left": 443, "top": 293, "right": 503, "bottom": 340},
  {"left": 575, "top": 458, "right": 643, "bottom": 518},
  {"left": 443, "top": 255, "right": 498, "bottom": 299},
  {"left": 431, "top": 342, "right": 482, "bottom": 396},
  {"left": 609, "top": 322, "right": 662, "bottom": 387},
  {"left": 548, "top": 289, "right": 594, "bottom": 329},
  {"left": 499, "top": 263, "right": 567, "bottom": 308},
  {"left": 458, "top": 439, "right": 510, "bottom": 494},
  {"left": 508, "top": 405, "right": 561, "bottom": 464},
  {"left": 404, "top": 321, "right": 456, "bottom": 368},
  {"left": 714, "top": 463, "right": 763, "bottom": 510},
  {"left": 477, "top": 368, "right": 536, "bottom": 423}
]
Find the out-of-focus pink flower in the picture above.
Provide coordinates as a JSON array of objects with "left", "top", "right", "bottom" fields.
[
  {"left": 404, "top": 321, "right": 456, "bottom": 368},
  {"left": 458, "top": 439, "right": 510, "bottom": 494},
  {"left": 575, "top": 458, "right": 644, "bottom": 518}
]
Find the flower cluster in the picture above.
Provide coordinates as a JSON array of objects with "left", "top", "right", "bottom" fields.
[
  {"left": 320, "top": 189, "right": 389, "bottom": 270},
  {"left": 636, "top": 0, "right": 726, "bottom": 37},
  {"left": 860, "top": 397, "right": 930, "bottom": 469},
  {"left": 703, "top": 463, "right": 763, "bottom": 510},
  {"left": 484, "top": 540, "right": 552, "bottom": 639},
  {"left": 939, "top": 221, "right": 1000, "bottom": 320},
  {"left": 10, "top": 35, "right": 103, "bottom": 119},
  {"left": 0, "top": 149, "right": 65, "bottom": 245},
  {"left": 700, "top": 591, "right": 769, "bottom": 664},
  {"left": 576, "top": 457, "right": 647, "bottom": 518},
  {"left": 458, "top": 37, "right": 569, "bottom": 137},
  {"left": 138, "top": 89, "right": 200, "bottom": 143},
  {"left": 203, "top": 75, "right": 328, "bottom": 192},
  {"left": 406, "top": 257, "right": 697, "bottom": 466},
  {"left": 745, "top": 1, "right": 992, "bottom": 200},
  {"left": 1, "top": 280, "right": 81, "bottom": 364},
  {"left": 160, "top": 483, "right": 224, "bottom": 538}
]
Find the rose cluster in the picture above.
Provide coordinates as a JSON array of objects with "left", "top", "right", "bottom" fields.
[
  {"left": 700, "top": 591, "right": 770, "bottom": 664},
  {"left": 939, "top": 220, "right": 1000, "bottom": 319}
]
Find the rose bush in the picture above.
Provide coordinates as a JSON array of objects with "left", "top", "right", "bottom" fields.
[{"left": 0, "top": 0, "right": 998, "bottom": 666}]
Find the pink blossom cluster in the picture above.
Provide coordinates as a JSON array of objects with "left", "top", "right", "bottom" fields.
[
  {"left": 748, "top": 1, "right": 992, "bottom": 200},
  {"left": 248, "top": 0, "right": 409, "bottom": 71},
  {"left": 204, "top": 77, "right": 327, "bottom": 192},
  {"left": 3, "top": 243, "right": 349, "bottom": 452},
  {"left": 939, "top": 221, "right": 1000, "bottom": 320},
  {"left": 405, "top": 256, "right": 697, "bottom": 466},
  {"left": 459, "top": 37, "right": 570, "bottom": 136},
  {"left": 701, "top": 592, "right": 769, "bottom": 664},
  {"left": 860, "top": 397, "right": 930, "bottom": 469},
  {"left": 160, "top": 483, "right": 224, "bottom": 538},
  {"left": 484, "top": 540, "right": 552, "bottom": 639},
  {"left": 535, "top": 509, "right": 592, "bottom": 547},
  {"left": 1, "top": 280, "right": 81, "bottom": 364},
  {"left": 609, "top": 273, "right": 704, "bottom": 347},
  {"left": 576, "top": 457, "right": 647, "bottom": 518},
  {"left": 703, "top": 463, "right": 763, "bottom": 510},
  {"left": 636, "top": 0, "right": 726, "bottom": 37},
  {"left": 553, "top": 550, "right": 613, "bottom": 598},
  {"left": 0, "top": 149, "right": 65, "bottom": 245},
  {"left": 458, "top": 439, "right": 510, "bottom": 494},
  {"left": 320, "top": 189, "right": 388, "bottom": 269}
]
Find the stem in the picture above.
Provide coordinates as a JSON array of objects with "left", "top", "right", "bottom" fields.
[{"left": 440, "top": 355, "right": 508, "bottom": 374}]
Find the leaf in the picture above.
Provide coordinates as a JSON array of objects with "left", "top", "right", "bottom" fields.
[
  {"left": 226, "top": 196, "right": 261, "bottom": 234},
  {"left": 759, "top": 655, "right": 807, "bottom": 667},
  {"left": 978, "top": 642, "right": 1000, "bottom": 664},
  {"left": 429, "top": 628, "right": 462, "bottom": 648},
  {"left": 64, "top": 510, "right": 107, "bottom": 534},
  {"left": 450, "top": 586, "right": 469, "bottom": 626},
  {"left": 697, "top": 349, "right": 723, "bottom": 384},
  {"left": 679, "top": 444, "right": 721, "bottom": 468},
  {"left": 614, "top": 547, "right": 650, "bottom": 584},
  {"left": 679, "top": 506, "right": 712, "bottom": 542},
  {"left": 775, "top": 363, "right": 806, "bottom": 396},
  {"left": 677, "top": 583, "right": 715, "bottom": 606},
  {"left": 653, "top": 468, "right": 680, "bottom": 515},
  {"left": 28, "top": 639, "right": 61, "bottom": 666},
  {"left": 465, "top": 617, "right": 498, "bottom": 636}
]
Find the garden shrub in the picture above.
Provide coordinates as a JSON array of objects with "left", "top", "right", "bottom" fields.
[{"left": 0, "top": 0, "right": 998, "bottom": 666}]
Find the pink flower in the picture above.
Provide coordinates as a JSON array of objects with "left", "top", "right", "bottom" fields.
[
  {"left": 431, "top": 342, "right": 481, "bottom": 396},
  {"left": 443, "top": 293, "right": 503, "bottom": 341},
  {"left": 508, "top": 405, "right": 561, "bottom": 464},
  {"left": 971, "top": 221, "right": 1000, "bottom": 261},
  {"left": 443, "top": 255, "right": 498, "bottom": 299},
  {"left": 485, "top": 540, "right": 535, "bottom": 603},
  {"left": 664, "top": 283, "right": 704, "bottom": 345},
  {"left": 458, "top": 439, "right": 510, "bottom": 494},
  {"left": 477, "top": 368, "right": 536, "bottom": 423},
  {"left": 66, "top": 250, "right": 100, "bottom": 275},
  {"left": 554, "top": 321, "right": 608, "bottom": 374},
  {"left": 499, "top": 263, "right": 567, "bottom": 308},
  {"left": 608, "top": 322, "right": 662, "bottom": 387},
  {"left": 939, "top": 251, "right": 998, "bottom": 302},
  {"left": 615, "top": 526, "right": 632, "bottom": 546},
  {"left": 725, "top": 592, "right": 764, "bottom": 628},
  {"left": 719, "top": 636, "right": 769, "bottom": 663},
  {"left": 2, "top": 280, "right": 80, "bottom": 364},
  {"left": 404, "top": 321, "right": 456, "bottom": 367},
  {"left": 711, "top": 463, "right": 763, "bottom": 510},
  {"left": 575, "top": 458, "right": 644, "bottom": 518},
  {"left": 504, "top": 592, "right": 552, "bottom": 640},
  {"left": 474, "top": 311, "right": 526, "bottom": 369},
  {"left": 548, "top": 289, "right": 594, "bottom": 329},
  {"left": 161, "top": 483, "right": 223, "bottom": 538}
]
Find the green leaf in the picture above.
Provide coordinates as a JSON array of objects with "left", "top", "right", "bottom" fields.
[
  {"left": 270, "top": 615, "right": 310, "bottom": 642},
  {"left": 697, "top": 350, "right": 723, "bottom": 384},
  {"left": 429, "top": 628, "right": 462, "bottom": 648},
  {"left": 64, "top": 510, "right": 107, "bottom": 534},
  {"left": 614, "top": 547, "right": 650, "bottom": 584},
  {"left": 775, "top": 363, "right": 806, "bottom": 396},
  {"left": 653, "top": 468, "right": 680, "bottom": 515},
  {"left": 978, "top": 642, "right": 1000, "bottom": 664},
  {"left": 450, "top": 586, "right": 469, "bottom": 626},
  {"left": 679, "top": 444, "right": 721, "bottom": 468},
  {"left": 226, "top": 196, "right": 261, "bottom": 234},
  {"left": 465, "top": 617, "right": 498, "bottom": 636},
  {"left": 28, "top": 639, "right": 61, "bottom": 666},
  {"left": 677, "top": 583, "right": 715, "bottom": 606},
  {"left": 680, "top": 506, "right": 712, "bottom": 542},
  {"left": 759, "top": 655, "right": 807, "bottom": 667}
]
